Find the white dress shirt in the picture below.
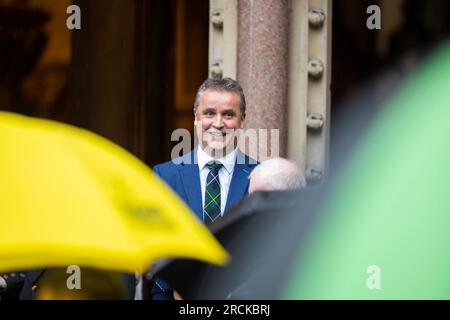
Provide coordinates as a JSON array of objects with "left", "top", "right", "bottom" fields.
[{"left": 197, "top": 146, "right": 237, "bottom": 217}]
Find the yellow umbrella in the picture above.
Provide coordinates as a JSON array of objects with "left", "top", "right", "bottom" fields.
[{"left": 0, "top": 111, "right": 229, "bottom": 274}]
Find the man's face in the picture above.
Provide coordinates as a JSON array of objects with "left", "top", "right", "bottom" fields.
[{"left": 194, "top": 89, "right": 245, "bottom": 157}]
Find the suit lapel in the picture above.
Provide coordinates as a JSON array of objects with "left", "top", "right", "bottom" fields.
[
  {"left": 178, "top": 150, "right": 203, "bottom": 220},
  {"left": 225, "top": 151, "right": 256, "bottom": 211}
]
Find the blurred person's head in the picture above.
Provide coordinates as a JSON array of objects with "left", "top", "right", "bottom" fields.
[
  {"left": 194, "top": 78, "right": 246, "bottom": 158},
  {"left": 248, "top": 157, "right": 306, "bottom": 193},
  {"left": 35, "top": 267, "right": 128, "bottom": 300}
]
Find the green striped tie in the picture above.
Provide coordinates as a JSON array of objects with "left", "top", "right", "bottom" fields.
[{"left": 203, "top": 161, "right": 223, "bottom": 223}]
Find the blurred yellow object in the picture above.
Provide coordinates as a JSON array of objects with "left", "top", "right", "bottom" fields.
[{"left": 0, "top": 111, "right": 228, "bottom": 274}]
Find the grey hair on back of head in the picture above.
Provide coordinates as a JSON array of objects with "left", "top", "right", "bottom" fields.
[{"left": 250, "top": 157, "right": 307, "bottom": 191}]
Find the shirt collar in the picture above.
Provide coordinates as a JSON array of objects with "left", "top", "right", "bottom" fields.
[{"left": 197, "top": 146, "right": 237, "bottom": 174}]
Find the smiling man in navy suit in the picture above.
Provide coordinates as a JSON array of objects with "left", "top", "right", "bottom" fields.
[
  {"left": 150, "top": 78, "right": 257, "bottom": 299},
  {"left": 154, "top": 77, "right": 257, "bottom": 223}
]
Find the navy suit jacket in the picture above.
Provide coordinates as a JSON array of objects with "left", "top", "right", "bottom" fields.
[
  {"left": 153, "top": 148, "right": 258, "bottom": 221},
  {"left": 150, "top": 148, "right": 257, "bottom": 299}
]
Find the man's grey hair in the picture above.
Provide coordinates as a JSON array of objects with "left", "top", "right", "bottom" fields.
[
  {"left": 193, "top": 78, "right": 246, "bottom": 117},
  {"left": 249, "top": 157, "right": 307, "bottom": 192}
]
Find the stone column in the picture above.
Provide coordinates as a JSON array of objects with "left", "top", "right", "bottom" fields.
[{"left": 237, "top": 0, "right": 289, "bottom": 160}]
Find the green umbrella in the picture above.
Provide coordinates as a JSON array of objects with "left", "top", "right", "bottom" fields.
[{"left": 283, "top": 42, "right": 450, "bottom": 299}]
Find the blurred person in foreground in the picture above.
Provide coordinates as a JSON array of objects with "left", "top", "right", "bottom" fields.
[
  {"left": 248, "top": 157, "right": 306, "bottom": 193},
  {"left": 0, "top": 272, "right": 27, "bottom": 300}
]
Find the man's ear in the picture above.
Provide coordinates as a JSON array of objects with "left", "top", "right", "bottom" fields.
[{"left": 193, "top": 108, "right": 198, "bottom": 125}]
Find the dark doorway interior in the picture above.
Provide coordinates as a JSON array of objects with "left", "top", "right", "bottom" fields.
[
  {"left": 1, "top": 0, "right": 209, "bottom": 167},
  {"left": 71, "top": 0, "right": 209, "bottom": 166}
]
